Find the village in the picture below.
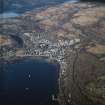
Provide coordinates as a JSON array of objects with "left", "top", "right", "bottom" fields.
[{"left": 0, "top": 1, "right": 105, "bottom": 105}]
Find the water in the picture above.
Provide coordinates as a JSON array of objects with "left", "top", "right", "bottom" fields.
[
  {"left": 0, "top": 12, "right": 19, "bottom": 18},
  {"left": 0, "top": 58, "right": 59, "bottom": 105},
  {"left": 10, "top": 35, "right": 23, "bottom": 48},
  {"left": 0, "top": 0, "right": 78, "bottom": 18}
]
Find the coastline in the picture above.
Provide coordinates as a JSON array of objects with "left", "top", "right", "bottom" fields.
[{"left": 0, "top": 1, "right": 105, "bottom": 105}]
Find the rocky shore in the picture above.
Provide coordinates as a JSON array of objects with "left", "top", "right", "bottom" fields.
[{"left": 0, "top": 1, "right": 105, "bottom": 105}]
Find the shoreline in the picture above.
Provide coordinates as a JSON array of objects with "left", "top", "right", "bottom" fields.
[{"left": 0, "top": 1, "right": 105, "bottom": 105}]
